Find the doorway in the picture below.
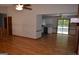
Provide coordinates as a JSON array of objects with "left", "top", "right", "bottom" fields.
[
  {"left": 57, "top": 16, "right": 69, "bottom": 34},
  {"left": 36, "top": 14, "right": 77, "bottom": 38}
]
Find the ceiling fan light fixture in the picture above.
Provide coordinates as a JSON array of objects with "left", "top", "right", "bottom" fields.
[{"left": 16, "top": 4, "right": 23, "bottom": 10}]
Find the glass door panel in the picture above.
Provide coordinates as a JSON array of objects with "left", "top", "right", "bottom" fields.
[
  {"left": 57, "top": 17, "right": 69, "bottom": 34},
  {"left": 57, "top": 20, "right": 63, "bottom": 34},
  {"left": 62, "top": 20, "right": 69, "bottom": 34}
]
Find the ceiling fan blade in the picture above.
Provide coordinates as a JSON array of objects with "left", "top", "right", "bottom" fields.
[
  {"left": 24, "top": 4, "right": 31, "bottom": 6},
  {"left": 23, "top": 7, "right": 32, "bottom": 10}
]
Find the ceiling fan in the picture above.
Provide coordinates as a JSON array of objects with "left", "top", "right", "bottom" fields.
[{"left": 16, "top": 4, "right": 32, "bottom": 10}]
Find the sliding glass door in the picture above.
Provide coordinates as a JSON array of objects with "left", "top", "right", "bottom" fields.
[{"left": 57, "top": 17, "right": 69, "bottom": 34}]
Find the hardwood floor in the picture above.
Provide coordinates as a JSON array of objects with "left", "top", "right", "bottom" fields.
[{"left": 0, "top": 34, "right": 77, "bottom": 55}]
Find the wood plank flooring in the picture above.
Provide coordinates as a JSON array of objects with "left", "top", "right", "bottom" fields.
[{"left": 0, "top": 34, "right": 77, "bottom": 55}]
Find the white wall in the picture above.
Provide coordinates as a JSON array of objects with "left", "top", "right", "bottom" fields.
[
  {"left": 6, "top": 4, "right": 78, "bottom": 39},
  {"left": 42, "top": 16, "right": 58, "bottom": 34},
  {"left": 36, "top": 15, "right": 42, "bottom": 38},
  {"left": 7, "top": 6, "right": 36, "bottom": 38},
  {"left": 48, "top": 17, "right": 58, "bottom": 34}
]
